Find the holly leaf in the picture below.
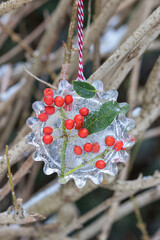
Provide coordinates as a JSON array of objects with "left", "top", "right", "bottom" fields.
[
  {"left": 73, "top": 81, "right": 97, "bottom": 99},
  {"left": 83, "top": 101, "right": 129, "bottom": 134}
]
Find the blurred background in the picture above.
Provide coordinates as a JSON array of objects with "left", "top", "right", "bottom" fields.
[{"left": 0, "top": 0, "right": 160, "bottom": 239}]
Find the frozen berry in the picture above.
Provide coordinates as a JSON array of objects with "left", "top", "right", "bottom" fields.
[
  {"left": 84, "top": 143, "right": 93, "bottom": 152},
  {"left": 54, "top": 96, "right": 64, "bottom": 107},
  {"left": 105, "top": 136, "right": 115, "bottom": 146},
  {"left": 113, "top": 140, "right": 123, "bottom": 151},
  {"left": 43, "top": 127, "right": 53, "bottom": 134},
  {"left": 79, "top": 107, "right": 89, "bottom": 116},
  {"left": 44, "top": 106, "right": 55, "bottom": 115},
  {"left": 75, "top": 123, "right": 83, "bottom": 130},
  {"left": 38, "top": 112, "right": 48, "bottom": 122},
  {"left": 95, "top": 160, "right": 106, "bottom": 169},
  {"left": 44, "top": 96, "right": 54, "bottom": 105},
  {"left": 73, "top": 146, "right": 82, "bottom": 155},
  {"left": 65, "top": 119, "right": 74, "bottom": 130},
  {"left": 78, "top": 128, "right": 89, "bottom": 138},
  {"left": 42, "top": 134, "right": 53, "bottom": 144},
  {"left": 74, "top": 114, "right": 83, "bottom": 124},
  {"left": 64, "top": 103, "right": 72, "bottom": 112},
  {"left": 43, "top": 88, "right": 54, "bottom": 97},
  {"left": 131, "top": 136, "right": 135, "bottom": 141},
  {"left": 64, "top": 95, "right": 73, "bottom": 105},
  {"left": 92, "top": 142, "right": 100, "bottom": 153}
]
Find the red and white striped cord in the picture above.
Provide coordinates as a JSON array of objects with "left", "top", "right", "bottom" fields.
[{"left": 78, "top": 0, "right": 84, "bottom": 81}]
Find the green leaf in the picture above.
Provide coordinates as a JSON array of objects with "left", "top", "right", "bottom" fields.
[
  {"left": 83, "top": 101, "right": 129, "bottom": 135},
  {"left": 73, "top": 81, "right": 97, "bottom": 99}
]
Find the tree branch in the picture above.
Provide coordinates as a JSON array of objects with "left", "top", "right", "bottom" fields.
[{"left": 0, "top": 0, "right": 34, "bottom": 16}]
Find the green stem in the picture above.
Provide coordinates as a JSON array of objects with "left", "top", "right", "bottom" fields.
[
  {"left": 6, "top": 146, "right": 19, "bottom": 209},
  {"left": 60, "top": 108, "right": 68, "bottom": 178},
  {"left": 64, "top": 148, "right": 109, "bottom": 177}
]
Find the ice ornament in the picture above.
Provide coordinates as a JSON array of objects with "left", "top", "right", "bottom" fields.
[{"left": 27, "top": 80, "right": 135, "bottom": 188}]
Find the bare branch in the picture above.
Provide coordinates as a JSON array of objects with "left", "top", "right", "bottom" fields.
[{"left": 0, "top": 0, "right": 34, "bottom": 16}]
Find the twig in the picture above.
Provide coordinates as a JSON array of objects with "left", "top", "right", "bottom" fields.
[
  {"left": 87, "top": 5, "right": 160, "bottom": 88},
  {"left": 24, "top": 67, "right": 57, "bottom": 90},
  {"left": 0, "top": 21, "right": 34, "bottom": 57},
  {"left": 93, "top": 0, "right": 101, "bottom": 72},
  {"left": 143, "top": 127, "right": 160, "bottom": 140},
  {"left": 128, "top": 59, "right": 141, "bottom": 117},
  {"left": 131, "top": 56, "right": 160, "bottom": 140},
  {"left": 0, "top": 156, "right": 34, "bottom": 201},
  {"left": 6, "top": 145, "right": 19, "bottom": 209},
  {"left": 75, "top": 187, "right": 160, "bottom": 240},
  {"left": 60, "top": 0, "right": 78, "bottom": 80},
  {"left": 0, "top": 0, "right": 34, "bottom": 16},
  {"left": 131, "top": 195, "right": 150, "bottom": 240}
]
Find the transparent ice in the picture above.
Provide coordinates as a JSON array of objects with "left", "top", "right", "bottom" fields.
[{"left": 27, "top": 80, "right": 135, "bottom": 188}]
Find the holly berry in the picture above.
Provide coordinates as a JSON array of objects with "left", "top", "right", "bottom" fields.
[
  {"left": 92, "top": 142, "right": 100, "bottom": 153},
  {"left": 84, "top": 143, "right": 93, "bottom": 152},
  {"left": 43, "top": 88, "right": 54, "bottom": 97},
  {"left": 74, "top": 114, "right": 83, "bottom": 124},
  {"left": 42, "top": 134, "right": 53, "bottom": 144},
  {"left": 78, "top": 128, "right": 89, "bottom": 138},
  {"left": 38, "top": 112, "right": 48, "bottom": 122},
  {"left": 113, "top": 140, "right": 123, "bottom": 151},
  {"left": 73, "top": 146, "right": 82, "bottom": 155},
  {"left": 75, "top": 123, "right": 83, "bottom": 130},
  {"left": 105, "top": 136, "right": 115, "bottom": 146},
  {"left": 79, "top": 107, "right": 89, "bottom": 116},
  {"left": 130, "top": 136, "right": 135, "bottom": 141},
  {"left": 95, "top": 160, "right": 106, "bottom": 169},
  {"left": 54, "top": 96, "right": 64, "bottom": 107},
  {"left": 43, "top": 126, "right": 53, "bottom": 134},
  {"left": 44, "top": 106, "right": 55, "bottom": 115},
  {"left": 64, "top": 103, "right": 72, "bottom": 112},
  {"left": 44, "top": 96, "right": 54, "bottom": 105},
  {"left": 64, "top": 95, "right": 73, "bottom": 105},
  {"left": 65, "top": 119, "right": 74, "bottom": 130}
]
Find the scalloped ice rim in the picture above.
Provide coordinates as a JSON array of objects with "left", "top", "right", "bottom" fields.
[{"left": 26, "top": 80, "right": 135, "bottom": 188}]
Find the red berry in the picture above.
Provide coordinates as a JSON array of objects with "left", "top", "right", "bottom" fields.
[
  {"left": 113, "top": 140, "right": 123, "bottom": 151},
  {"left": 44, "top": 88, "right": 54, "bottom": 97},
  {"left": 64, "top": 103, "right": 72, "bottom": 112},
  {"left": 95, "top": 160, "right": 106, "bottom": 169},
  {"left": 105, "top": 136, "right": 115, "bottom": 146},
  {"left": 64, "top": 95, "right": 73, "bottom": 105},
  {"left": 74, "top": 114, "right": 83, "bottom": 124},
  {"left": 38, "top": 112, "right": 48, "bottom": 122},
  {"left": 79, "top": 107, "right": 89, "bottom": 116},
  {"left": 75, "top": 123, "right": 83, "bottom": 130},
  {"left": 84, "top": 143, "right": 93, "bottom": 152},
  {"left": 78, "top": 128, "right": 89, "bottom": 138},
  {"left": 73, "top": 146, "right": 82, "bottom": 155},
  {"left": 121, "top": 147, "right": 126, "bottom": 150},
  {"left": 44, "top": 106, "right": 55, "bottom": 115},
  {"left": 92, "top": 142, "right": 100, "bottom": 153},
  {"left": 42, "top": 134, "right": 53, "bottom": 144},
  {"left": 44, "top": 96, "right": 54, "bottom": 105},
  {"left": 131, "top": 136, "right": 135, "bottom": 142},
  {"left": 54, "top": 96, "right": 64, "bottom": 107},
  {"left": 65, "top": 119, "right": 74, "bottom": 130},
  {"left": 43, "top": 127, "right": 53, "bottom": 134}
]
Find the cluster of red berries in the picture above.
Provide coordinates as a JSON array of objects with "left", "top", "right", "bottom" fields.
[
  {"left": 73, "top": 142, "right": 100, "bottom": 155},
  {"left": 38, "top": 88, "right": 73, "bottom": 123},
  {"left": 38, "top": 88, "right": 74, "bottom": 144},
  {"left": 105, "top": 136, "right": 125, "bottom": 151},
  {"left": 65, "top": 107, "right": 89, "bottom": 138}
]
